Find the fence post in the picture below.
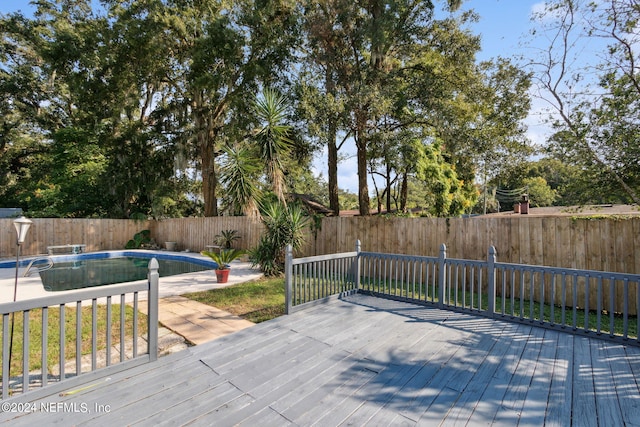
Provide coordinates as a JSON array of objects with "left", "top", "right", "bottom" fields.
[
  {"left": 147, "top": 258, "right": 159, "bottom": 362},
  {"left": 355, "top": 239, "right": 361, "bottom": 292},
  {"left": 438, "top": 244, "right": 446, "bottom": 309},
  {"left": 487, "top": 246, "right": 497, "bottom": 317},
  {"left": 285, "top": 244, "right": 293, "bottom": 314}
]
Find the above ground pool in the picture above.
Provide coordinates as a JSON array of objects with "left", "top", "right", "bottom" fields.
[{"left": 1, "top": 251, "right": 218, "bottom": 292}]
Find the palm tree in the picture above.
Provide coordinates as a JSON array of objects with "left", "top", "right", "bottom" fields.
[
  {"left": 218, "top": 89, "right": 292, "bottom": 217},
  {"left": 219, "top": 144, "right": 261, "bottom": 218},
  {"left": 253, "top": 88, "right": 293, "bottom": 204}
]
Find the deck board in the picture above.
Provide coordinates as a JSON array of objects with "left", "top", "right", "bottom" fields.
[
  {"left": 517, "top": 330, "right": 559, "bottom": 427},
  {"left": 572, "top": 336, "right": 599, "bottom": 427},
  {"left": 2, "top": 294, "right": 640, "bottom": 426},
  {"left": 543, "top": 332, "right": 572, "bottom": 427},
  {"left": 604, "top": 343, "right": 640, "bottom": 425}
]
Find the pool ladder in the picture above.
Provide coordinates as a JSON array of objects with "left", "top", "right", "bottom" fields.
[{"left": 23, "top": 256, "right": 54, "bottom": 277}]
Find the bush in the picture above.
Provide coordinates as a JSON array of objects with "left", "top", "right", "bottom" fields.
[
  {"left": 214, "top": 229, "right": 241, "bottom": 249},
  {"left": 249, "top": 202, "right": 309, "bottom": 276},
  {"left": 125, "top": 230, "right": 154, "bottom": 249}
]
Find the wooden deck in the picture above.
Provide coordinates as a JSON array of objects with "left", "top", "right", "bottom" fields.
[{"left": 2, "top": 294, "right": 640, "bottom": 426}]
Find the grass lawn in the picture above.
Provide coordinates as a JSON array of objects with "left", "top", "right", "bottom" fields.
[
  {"left": 0, "top": 305, "right": 146, "bottom": 376},
  {"left": 1, "top": 277, "right": 284, "bottom": 378},
  {"left": 183, "top": 275, "right": 637, "bottom": 339},
  {"left": 183, "top": 277, "right": 285, "bottom": 323},
  {"left": 360, "top": 279, "right": 638, "bottom": 338}
]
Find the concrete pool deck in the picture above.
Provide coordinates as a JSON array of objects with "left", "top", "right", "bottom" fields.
[{"left": 0, "top": 251, "right": 264, "bottom": 347}]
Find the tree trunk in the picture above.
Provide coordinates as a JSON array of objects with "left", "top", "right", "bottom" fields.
[
  {"left": 200, "top": 138, "right": 218, "bottom": 217},
  {"left": 355, "top": 111, "right": 370, "bottom": 216},
  {"left": 328, "top": 133, "right": 339, "bottom": 215},
  {"left": 386, "top": 160, "right": 392, "bottom": 213},
  {"left": 400, "top": 172, "right": 408, "bottom": 212},
  {"left": 327, "top": 66, "right": 340, "bottom": 215},
  {"left": 194, "top": 92, "right": 218, "bottom": 217}
]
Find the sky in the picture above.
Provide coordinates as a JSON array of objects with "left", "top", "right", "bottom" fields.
[{"left": 0, "top": 0, "right": 549, "bottom": 195}]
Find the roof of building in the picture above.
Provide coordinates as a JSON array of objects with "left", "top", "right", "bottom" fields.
[
  {"left": 289, "top": 194, "right": 335, "bottom": 216},
  {"left": 481, "top": 204, "right": 640, "bottom": 217}
]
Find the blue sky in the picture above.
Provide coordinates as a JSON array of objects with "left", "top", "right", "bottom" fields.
[
  {"left": 0, "top": 0, "right": 543, "bottom": 62},
  {"left": 1, "top": 0, "right": 547, "bottom": 194}
]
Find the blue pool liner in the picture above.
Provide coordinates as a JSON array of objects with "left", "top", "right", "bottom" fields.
[{"left": 0, "top": 251, "right": 219, "bottom": 270}]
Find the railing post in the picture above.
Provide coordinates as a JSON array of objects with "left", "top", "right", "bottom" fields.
[
  {"left": 285, "top": 244, "right": 293, "bottom": 314},
  {"left": 2, "top": 315, "right": 8, "bottom": 399},
  {"left": 438, "top": 244, "right": 446, "bottom": 309},
  {"left": 487, "top": 246, "right": 497, "bottom": 317},
  {"left": 147, "top": 258, "right": 159, "bottom": 362},
  {"left": 355, "top": 239, "right": 361, "bottom": 292}
]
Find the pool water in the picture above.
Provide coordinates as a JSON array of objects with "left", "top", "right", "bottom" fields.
[{"left": 40, "top": 257, "right": 213, "bottom": 291}]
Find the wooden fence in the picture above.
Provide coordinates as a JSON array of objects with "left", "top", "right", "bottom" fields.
[
  {"left": 304, "top": 216, "right": 640, "bottom": 275},
  {"left": 150, "top": 217, "right": 264, "bottom": 253},
  {"left": 0, "top": 219, "right": 151, "bottom": 259},
  {"left": 1, "top": 216, "right": 639, "bottom": 275}
]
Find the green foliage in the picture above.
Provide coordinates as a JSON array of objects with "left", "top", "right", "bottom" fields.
[
  {"left": 201, "top": 249, "right": 246, "bottom": 270},
  {"left": 414, "top": 140, "right": 476, "bottom": 217},
  {"left": 488, "top": 157, "right": 599, "bottom": 208},
  {"left": 522, "top": 177, "right": 557, "bottom": 207},
  {"left": 529, "top": 0, "right": 640, "bottom": 205},
  {"left": 214, "top": 230, "right": 241, "bottom": 249},
  {"left": 338, "top": 189, "right": 360, "bottom": 211},
  {"left": 125, "top": 230, "right": 153, "bottom": 249},
  {"left": 249, "top": 201, "right": 310, "bottom": 276},
  {"left": 297, "top": 2, "right": 530, "bottom": 216},
  {"left": 1, "top": 0, "right": 532, "bottom": 219},
  {"left": 219, "top": 144, "right": 262, "bottom": 217},
  {"left": 4, "top": 128, "right": 111, "bottom": 217},
  {"left": 248, "top": 238, "right": 282, "bottom": 277},
  {"left": 219, "top": 88, "right": 295, "bottom": 217},
  {"left": 252, "top": 88, "right": 294, "bottom": 204},
  {"left": 0, "top": 0, "right": 299, "bottom": 218}
]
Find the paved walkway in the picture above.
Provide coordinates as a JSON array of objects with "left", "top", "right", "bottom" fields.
[{"left": 139, "top": 295, "right": 255, "bottom": 346}]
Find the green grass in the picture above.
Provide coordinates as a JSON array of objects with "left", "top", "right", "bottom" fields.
[
  {"left": 186, "top": 274, "right": 638, "bottom": 339},
  {"left": 360, "top": 279, "right": 638, "bottom": 338},
  {"left": 1, "top": 277, "right": 285, "bottom": 378},
  {"left": 4, "top": 274, "right": 634, "bottom": 381},
  {"left": 493, "top": 294, "right": 638, "bottom": 338},
  {"left": 184, "top": 277, "right": 286, "bottom": 323},
  {"left": 1, "top": 305, "right": 146, "bottom": 376}
]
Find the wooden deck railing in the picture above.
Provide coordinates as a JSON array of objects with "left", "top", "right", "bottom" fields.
[
  {"left": 0, "top": 259, "right": 159, "bottom": 400},
  {"left": 287, "top": 241, "right": 640, "bottom": 346},
  {"left": 285, "top": 244, "right": 359, "bottom": 314}
]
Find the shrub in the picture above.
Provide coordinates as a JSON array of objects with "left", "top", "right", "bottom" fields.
[
  {"left": 214, "top": 229, "right": 241, "bottom": 249},
  {"left": 125, "top": 230, "right": 154, "bottom": 249},
  {"left": 249, "top": 201, "right": 309, "bottom": 276}
]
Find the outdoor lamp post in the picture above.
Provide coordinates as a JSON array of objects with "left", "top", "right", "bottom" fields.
[
  {"left": 9, "top": 216, "right": 32, "bottom": 381},
  {"left": 13, "top": 216, "right": 33, "bottom": 302}
]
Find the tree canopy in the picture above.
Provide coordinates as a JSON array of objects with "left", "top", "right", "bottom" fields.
[
  {"left": 526, "top": 0, "right": 640, "bottom": 206},
  {"left": 7, "top": 0, "right": 611, "bottom": 219}
]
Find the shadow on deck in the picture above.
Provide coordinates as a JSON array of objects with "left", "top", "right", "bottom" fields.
[{"left": 2, "top": 293, "right": 639, "bottom": 426}]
